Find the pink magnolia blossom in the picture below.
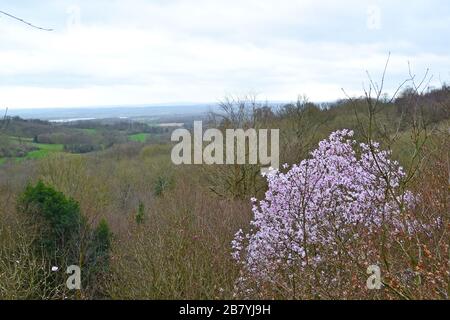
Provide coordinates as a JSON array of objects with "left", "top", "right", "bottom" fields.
[{"left": 232, "top": 129, "right": 415, "bottom": 292}]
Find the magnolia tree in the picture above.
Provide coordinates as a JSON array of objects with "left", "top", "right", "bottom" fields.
[{"left": 232, "top": 129, "right": 416, "bottom": 298}]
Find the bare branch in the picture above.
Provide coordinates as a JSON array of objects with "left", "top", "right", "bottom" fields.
[
  {"left": 0, "top": 10, "right": 53, "bottom": 31},
  {"left": 0, "top": 107, "right": 8, "bottom": 132}
]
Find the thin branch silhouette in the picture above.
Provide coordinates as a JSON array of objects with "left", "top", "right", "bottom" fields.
[
  {"left": 0, "top": 10, "right": 53, "bottom": 31},
  {"left": 0, "top": 107, "right": 8, "bottom": 132}
]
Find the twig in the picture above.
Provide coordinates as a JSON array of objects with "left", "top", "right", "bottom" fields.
[{"left": 0, "top": 10, "right": 53, "bottom": 31}]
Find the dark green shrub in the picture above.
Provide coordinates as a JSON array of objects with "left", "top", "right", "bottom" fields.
[
  {"left": 64, "top": 143, "right": 96, "bottom": 154},
  {"left": 93, "top": 218, "right": 111, "bottom": 263},
  {"left": 17, "top": 181, "right": 112, "bottom": 298},
  {"left": 18, "top": 180, "right": 84, "bottom": 264},
  {"left": 154, "top": 175, "right": 173, "bottom": 197},
  {"left": 83, "top": 218, "right": 112, "bottom": 289},
  {"left": 136, "top": 201, "right": 145, "bottom": 225}
]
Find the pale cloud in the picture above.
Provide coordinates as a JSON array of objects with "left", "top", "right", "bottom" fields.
[{"left": 0, "top": 0, "right": 449, "bottom": 109}]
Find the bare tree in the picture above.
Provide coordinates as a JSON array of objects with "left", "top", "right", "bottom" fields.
[
  {"left": 340, "top": 56, "right": 447, "bottom": 299},
  {"left": 342, "top": 54, "right": 435, "bottom": 190},
  {"left": 205, "top": 95, "right": 268, "bottom": 199}
]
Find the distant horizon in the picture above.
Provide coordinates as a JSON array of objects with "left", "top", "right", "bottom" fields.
[
  {"left": 3, "top": 98, "right": 330, "bottom": 121},
  {"left": 3, "top": 98, "right": 313, "bottom": 112},
  {"left": 4, "top": 102, "right": 218, "bottom": 111},
  {"left": 4, "top": 103, "right": 220, "bottom": 120}
]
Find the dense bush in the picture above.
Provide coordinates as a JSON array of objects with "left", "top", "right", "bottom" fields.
[
  {"left": 106, "top": 178, "right": 251, "bottom": 299},
  {"left": 17, "top": 181, "right": 112, "bottom": 298},
  {"left": 18, "top": 181, "right": 84, "bottom": 262},
  {"left": 64, "top": 143, "right": 96, "bottom": 154}
]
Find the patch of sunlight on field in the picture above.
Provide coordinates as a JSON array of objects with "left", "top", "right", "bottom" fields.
[
  {"left": 128, "top": 133, "right": 149, "bottom": 143},
  {"left": 22, "top": 143, "right": 64, "bottom": 160},
  {"left": 80, "top": 128, "right": 98, "bottom": 135},
  {"left": 25, "top": 149, "right": 51, "bottom": 160},
  {"left": 30, "top": 143, "right": 64, "bottom": 152}
]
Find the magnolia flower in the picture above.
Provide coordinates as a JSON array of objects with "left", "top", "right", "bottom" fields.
[{"left": 232, "top": 129, "right": 416, "bottom": 293}]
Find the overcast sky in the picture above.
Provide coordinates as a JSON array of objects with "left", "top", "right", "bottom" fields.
[{"left": 0, "top": 0, "right": 449, "bottom": 109}]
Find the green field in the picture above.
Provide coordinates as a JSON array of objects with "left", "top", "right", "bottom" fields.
[
  {"left": 1, "top": 131, "right": 151, "bottom": 165},
  {"left": 0, "top": 137, "right": 64, "bottom": 165},
  {"left": 80, "top": 128, "right": 98, "bottom": 135},
  {"left": 25, "top": 143, "right": 64, "bottom": 159},
  {"left": 128, "top": 133, "right": 149, "bottom": 143},
  {"left": 30, "top": 142, "right": 64, "bottom": 152}
]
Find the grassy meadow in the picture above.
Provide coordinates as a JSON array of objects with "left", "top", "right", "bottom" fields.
[
  {"left": 128, "top": 133, "right": 150, "bottom": 143},
  {"left": 0, "top": 136, "right": 64, "bottom": 164}
]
